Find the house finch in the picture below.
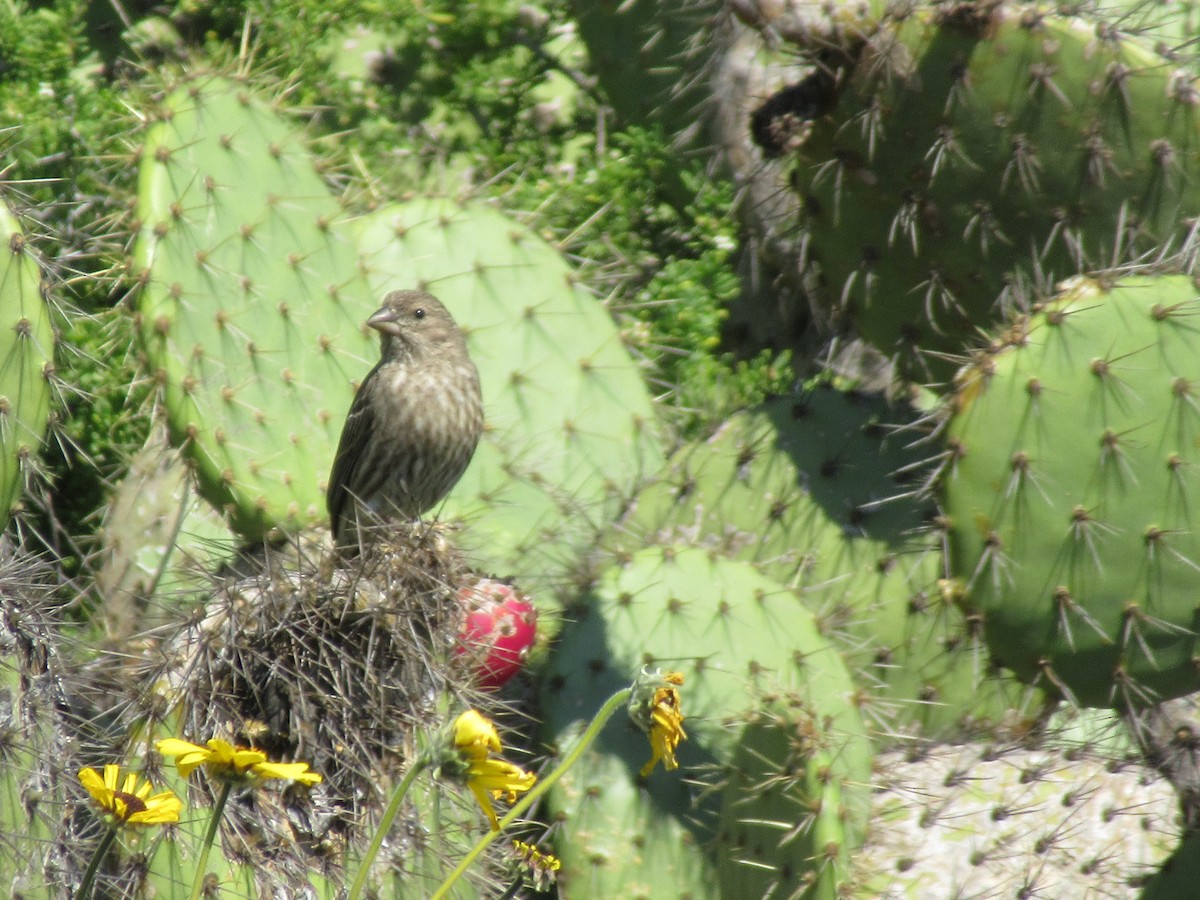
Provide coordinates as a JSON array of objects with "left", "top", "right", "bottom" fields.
[{"left": 327, "top": 290, "right": 483, "bottom": 550}]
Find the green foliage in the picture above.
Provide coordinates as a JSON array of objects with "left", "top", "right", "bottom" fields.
[
  {"left": 0, "top": 0, "right": 89, "bottom": 166},
  {"left": 0, "top": 0, "right": 128, "bottom": 240},
  {"left": 635, "top": 236, "right": 793, "bottom": 431}
]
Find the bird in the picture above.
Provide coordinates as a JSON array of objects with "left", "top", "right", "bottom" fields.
[{"left": 326, "top": 289, "right": 483, "bottom": 551}]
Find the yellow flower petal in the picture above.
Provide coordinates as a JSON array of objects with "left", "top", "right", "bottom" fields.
[
  {"left": 127, "top": 789, "right": 183, "bottom": 825},
  {"left": 453, "top": 709, "right": 502, "bottom": 760},
  {"left": 467, "top": 780, "right": 500, "bottom": 830},
  {"left": 155, "top": 738, "right": 205, "bottom": 757},
  {"left": 465, "top": 758, "right": 535, "bottom": 830},
  {"left": 78, "top": 767, "right": 107, "bottom": 805},
  {"left": 250, "top": 761, "right": 323, "bottom": 784},
  {"left": 156, "top": 737, "right": 214, "bottom": 778},
  {"left": 467, "top": 758, "right": 537, "bottom": 795}
]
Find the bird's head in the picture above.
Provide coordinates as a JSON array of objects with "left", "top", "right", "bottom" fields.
[{"left": 368, "top": 289, "right": 464, "bottom": 360}]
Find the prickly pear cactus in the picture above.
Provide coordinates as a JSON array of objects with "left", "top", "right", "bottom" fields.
[
  {"left": 568, "top": 0, "right": 722, "bottom": 152},
  {"left": 775, "top": 4, "right": 1200, "bottom": 379},
  {"left": 133, "top": 75, "right": 376, "bottom": 538},
  {"left": 0, "top": 553, "right": 94, "bottom": 896},
  {"left": 541, "top": 546, "right": 872, "bottom": 897},
  {"left": 943, "top": 274, "right": 1200, "bottom": 708},
  {"left": 0, "top": 204, "right": 53, "bottom": 531},
  {"left": 96, "top": 425, "right": 236, "bottom": 638},
  {"left": 717, "top": 706, "right": 854, "bottom": 900},
  {"left": 612, "top": 383, "right": 1038, "bottom": 741},
  {"left": 353, "top": 196, "right": 664, "bottom": 582},
  {"left": 849, "top": 741, "right": 1179, "bottom": 898}
]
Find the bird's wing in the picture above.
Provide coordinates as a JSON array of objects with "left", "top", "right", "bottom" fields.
[{"left": 326, "top": 363, "right": 381, "bottom": 540}]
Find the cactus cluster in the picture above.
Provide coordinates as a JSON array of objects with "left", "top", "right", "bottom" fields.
[
  {"left": 754, "top": 1, "right": 1200, "bottom": 380},
  {"left": 8, "top": 0, "right": 1200, "bottom": 896},
  {"left": 609, "top": 382, "right": 1038, "bottom": 741},
  {"left": 132, "top": 74, "right": 663, "bottom": 586}
]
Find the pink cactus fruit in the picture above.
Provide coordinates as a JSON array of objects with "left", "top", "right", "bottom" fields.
[{"left": 456, "top": 578, "right": 537, "bottom": 689}]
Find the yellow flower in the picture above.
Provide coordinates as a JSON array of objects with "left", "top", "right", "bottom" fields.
[
  {"left": 78, "top": 765, "right": 182, "bottom": 827},
  {"left": 453, "top": 709, "right": 501, "bottom": 760},
  {"left": 451, "top": 710, "right": 536, "bottom": 831},
  {"left": 156, "top": 737, "right": 322, "bottom": 786},
  {"left": 628, "top": 668, "right": 687, "bottom": 777}
]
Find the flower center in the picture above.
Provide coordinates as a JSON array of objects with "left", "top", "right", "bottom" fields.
[{"left": 113, "top": 790, "right": 147, "bottom": 817}]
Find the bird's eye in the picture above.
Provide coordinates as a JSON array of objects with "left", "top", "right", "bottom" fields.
[{"left": 414, "top": 308, "right": 426, "bottom": 319}]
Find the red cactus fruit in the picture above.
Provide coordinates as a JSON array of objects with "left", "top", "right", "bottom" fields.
[{"left": 456, "top": 579, "right": 537, "bottom": 689}]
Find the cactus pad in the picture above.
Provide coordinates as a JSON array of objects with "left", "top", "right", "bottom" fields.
[
  {"left": 134, "top": 75, "right": 376, "bottom": 538},
  {"left": 943, "top": 274, "right": 1200, "bottom": 707},
  {"left": 0, "top": 204, "right": 52, "bottom": 530},
  {"left": 612, "top": 383, "right": 1038, "bottom": 740}
]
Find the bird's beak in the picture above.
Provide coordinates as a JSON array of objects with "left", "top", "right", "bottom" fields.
[{"left": 367, "top": 306, "right": 403, "bottom": 336}]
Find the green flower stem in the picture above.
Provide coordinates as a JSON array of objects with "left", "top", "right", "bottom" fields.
[
  {"left": 75, "top": 825, "right": 119, "bottom": 900},
  {"left": 189, "top": 780, "right": 232, "bottom": 900},
  {"left": 347, "top": 757, "right": 431, "bottom": 900},
  {"left": 431, "top": 688, "right": 633, "bottom": 900}
]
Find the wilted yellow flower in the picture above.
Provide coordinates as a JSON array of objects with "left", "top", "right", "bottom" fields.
[
  {"left": 156, "top": 737, "right": 322, "bottom": 786},
  {"left": 78, "top": 765, "right": 182, "bottom": 827},
  {"left": 451, "top": 710, "right": 536, "bottom": 831},
  {"left": 628, "top": 668, "right": 687, "bottom": 777},
  {"left": 513, "top": 839, "right": 561, "bottom": 890}
]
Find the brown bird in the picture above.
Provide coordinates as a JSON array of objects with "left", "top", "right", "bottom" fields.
[{"left": 327, "top": 289, "right": 483, "bottom": 550}]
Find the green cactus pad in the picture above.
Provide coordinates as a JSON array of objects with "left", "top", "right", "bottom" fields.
[
  {"left": 569, "top": 0, "right": 720, "bottom": 149},
  {"left": 0, "top": 204, "right": 53, "bottom": 530},
  {"left": 541, "top": 546, "right": 872, "bottom": 897},
  {"left": 96, "top": 424, "right": 236, "bottom": 637},
  {"left": 943, "top": 274, "right": 1200, "bottom": 707},
  {"left": 134, "top": 75, "right": 376, "bottom": 538},
  {"left": 352, "top": 196, "right": 665, "bottom": 582},
  {"left": 789, "top": 5, "right": 1200, "bottom": 380},
  {"left": 717, "top": 709, "right": 852, "bottom": 900},
  {"left": 611, "top": 383, "right": 1039, "bottom": 741}
]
